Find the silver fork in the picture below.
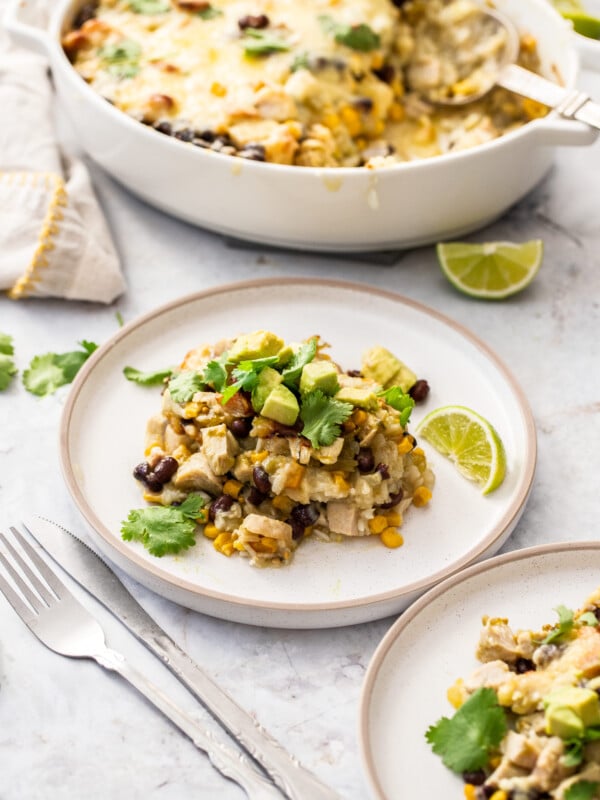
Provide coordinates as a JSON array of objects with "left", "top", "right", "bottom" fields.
[{"left": 0, "top": 526, "right": 283, "bottom": 800}]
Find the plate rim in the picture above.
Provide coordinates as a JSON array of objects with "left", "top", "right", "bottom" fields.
[
  {"left": 59, "top": 277, "right": 537, "bottom": 613},
  {"left": 359, "top": 539, "right": 600, "bottom": 800}
]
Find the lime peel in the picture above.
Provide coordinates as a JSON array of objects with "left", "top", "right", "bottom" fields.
[
  {"left": 436, "top": 240, "right": 543, "bottom": 300},
  {"left": 416, "top": 405, "right": 506, "bottom": 494}
]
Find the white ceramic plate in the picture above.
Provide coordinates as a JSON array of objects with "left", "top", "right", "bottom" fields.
[
  {"left": 60, "top": 279, "right": 536, "bottom": 628},
  {"left": 359, "top": 542, "right": 600, "bottom": 799}
]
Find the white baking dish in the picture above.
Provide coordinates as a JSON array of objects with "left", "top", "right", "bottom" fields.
[{"left": 5, "top": 0, "right": 598, "bottom": 251}]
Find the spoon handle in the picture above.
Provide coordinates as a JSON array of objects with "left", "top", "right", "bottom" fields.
[{"left": 498, "top": 63, "right": 600, "bottom": 130}]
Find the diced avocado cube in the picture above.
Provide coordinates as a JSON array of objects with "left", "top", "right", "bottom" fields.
[
  {"left": 299, "top": 361, "right": 340, "bottom": 396},
  {"left": 228, "top": 330, "right": 284, "bottom": 363},
  {"left": 335, "top": 386, "right": 378, "bottom": 411},
  {"left": 362, "top": 346, "right": 417, "bottom": 392},
  {"left": 261, "top": 384, "right": 299, "bottom": 426},
  {"left": 545, "top": 706, "right": 585, "bottom": 739},
  {"left": 276, "top": 344, "right": 294, "bottom": 366},
  {"left": 544, "top": 687, "right": 600, "bottom": 729},
  {"left": 251, "top": 367, "right": 283, "bottom": 413}
]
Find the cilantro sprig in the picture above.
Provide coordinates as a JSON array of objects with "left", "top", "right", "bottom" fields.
[
  {"left": 22, "top": 340, "right": 98, "bottom": 397},
  {"left": 129, "top": 0, "right": 170, "bottom": 13},
  {"left": 99, "top": 40, "right": 142, "bottom": 79},
  {"left": 318, "top": 15, "right": 380, "bottom": 52},
  {"left": 281, "top": 338, "right": 317, "bottom": 386},
  {"left": 300, "top": 390, "right": 352, "bottom": 448},
  {"left": 426, "top": 688, "right": 507, "bottom": 773},
  {"left": 123, "top": 365, "right": 174, "bottom": 386},
  {"left": 121, "top": 494, "right": 205, "bottom": 556},
  {"left": 378, "top": 385, "right": 414, "bottom": 427},
  {"left": 167, "top": 370, "right": 206, "bottom": 403},
  {"left": 565, "top": 781, "right": 600, "bottom": 800},
  {"left": 0, "top": 333, "right": 17, "bottom": 391},
  {"left": 221, "top": 356, "right": 279, "bottom": 403},
  {"left": 242, "top": 28, "right": 290, "bottom": 56},
  {"left": 539, "top": 604, "right": 597, "bottom": 645}
]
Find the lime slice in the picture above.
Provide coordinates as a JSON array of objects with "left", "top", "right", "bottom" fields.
[
  {"left": 416, "top": 405, "right": 506, "bottom": 494},
  {"left": 563, "top": 11, "right": 600, "bottom": 38},
  {"left": 436, "top": 240, "right": 543, "bottom": 300}
]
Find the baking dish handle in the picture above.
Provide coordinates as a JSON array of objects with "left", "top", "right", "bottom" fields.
[
  {"left": 3, "top": 0, "right": 54, "bottom": 58},
  {"left": 534, "top": 115, "right": 599, "bottom": 147}
]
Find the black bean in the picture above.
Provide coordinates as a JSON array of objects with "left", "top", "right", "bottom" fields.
[
  {"left": 515, "top": 657, "right": 536, "bottom": 674},
  {"left": 289, "top": 518, "right": 305, "bottom": 540},
  {"left": 238, "top": 144, "right": 266, "bottom": 162},
  {"left": 291, "top": 504, "right": 319, "bottom": 528},
  {"left": 145, "top": 475, "right": 164, "bottom": 493},
  {"left": 230, "top": 418, "right": 252, "bottom": 438},
  {"left": 196, "top": 129, "right": 218, "bottom": 143},
  {"left": 480, "top": 787, "right": 497, "bottom": 800},
  {"left": 379, "top": 489, "right": 403, "bottom": 509},
  {"left": 209, "top": 494, "right": 235, "bottom": 521},
  {"left": 247, "top": 487, "right": 267, "bottom": 506},
  {"left": 353, "top": 97, "right": 374, "bottom": 113},
  {"left": 594, "top": 607, "right": 600, "bottom": 622},
  {"left": 462, "top": 770, "right": 486, "bottom": 786},
  {"left": 408, "top": 379, "right": 430, "bottom": 403},
  {"left": 174, "top": 128, "right": 195, "bottom": 142},
  {"left": 357, "top": 448, "right": 375, "bottom": 473},
  {"left": 346, "top": 369, "right": 362, "bottom": 377},
  {"left": 74, "top": 2, "right": 97, "bottom": 28},
  {"left": 238, "top": 13, "right": 270, "bottom": 29},
  {"left": 376, "top": 463, "right": 390, "bottom": 480},
  {"left": 374, "top": 64, "right": 395, "bottom": 84},
  {"left": 252, "top": 466, "right": 271, "bottom": 494},
  {"left": 133, "top": 462, "right": 151, "bottom": 482},
  {"left": 152, "top": 456, "right": 179, "bottom": 484},
  {"left": 154, "top": 121, "right": 173, "bottom": 136}
]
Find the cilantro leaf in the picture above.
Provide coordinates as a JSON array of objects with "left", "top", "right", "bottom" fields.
[
  {"left": 564, "top": 739, "right": 585, "bottom": 767},
  {"left": 300, "top": 390, "right": 352, "bottom": 448},
  {"left": 0, "top": 333, "right": 17, "bottom": 391},
  {"left": 378, "top": 385, "right": 415, "bottom": 427},
  {"left": 178, "top": 493, "right": 206, "bottom": 519},
  {"left": 290, "top": 51, "right": 310, "bottom": 72},
  {"left": 221, "top": 356, "right": 279, "bottom": 403},
  {"left": 196, "top": 4, "right": 223, "bottom": 19},
  {"left": 579, "top": 611, "right": 599, "bottom": 627},
  {"left": 425, "top": 688, "right": 507, "bottom": 773},
  {"left": 121, "top": 505, "right": 198, "bottom": 557},
  {"left": 115, "top": 310, "right": 125, "bottom": 327},
  {"left": 22, "top": 341, "right": 98, "bottom": 396},
  {"left": 123, "top": 365, "right": 174, "bottom": 386},
  {"left": 242, "top": 29, "right": 290, "bottom": 56},
  {"left": 565, "top": 781, "right": 600, "bottom": 800},
  {"left": 542, "top": 604, "right": 575, "bottom": 644},
  {"left": 129, "top": 0, "right": 170, "bottom": 13},
  {"left": 282, "top": 338, "right": 317, "bottom": 387},
  {"left": 201, "top": 356, "right": 229, "bottom": 392},
  {"left": 318, "top": 15, "right": 380, "bottom": 52},
  {"left": 99, "top": 40, "right": 142, "bottom": 78},
  {"left": 168, "top": 370, "right": 206, "bottom": 403}
]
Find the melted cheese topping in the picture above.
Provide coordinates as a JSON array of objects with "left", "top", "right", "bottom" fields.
[{"left": 65, "top": 0, "right": 549, "bottom": 167}]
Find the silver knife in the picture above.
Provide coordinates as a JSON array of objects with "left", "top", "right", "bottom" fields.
[{"left": 24, "top": 517, "right": 341, "bottom": 800}]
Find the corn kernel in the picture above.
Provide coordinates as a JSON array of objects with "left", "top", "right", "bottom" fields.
[
  {"left": 272, "top": 495, "right": 294, "bottom": 514},
  {"left": 203, "top": 523, "right": 220, "bottom": 540},
  {"left": 340, "top": 106, "right": 362, "bottom": 137},
  {"left": 385, "top": 511, "right": 403, "bottom": 527},
  {"left": 489, "top": 790, "right": 507, "bottom": 800},
  {"left": 372, "top": 119, "right": 385, "bottom": 137},
  {"left": 488, "top": 756, "right": 502, "bottom": 770},
  {"left": 195, "top": 508, "right": 209, "bottom": 524},
  {"left": 447, "top": 679, "right": 465, "bottom": 709},
  {"left": 342, "top": 419, "right": 356, "bottom": 432},
  {"left": 223, "top": 479, "right": 243, "bottom": 498},
  {"left": 213, "top": 532, "right": 234, "bottom": 556},
  {"left": 451, "top": 78, "right": 478, "bottom": 97},
  {"left": 144, "top": 441, "right": 163, "bottom": 456},
  {"left": 522, "top": 98, "right": 547, "bottom": 120},
  {"left": 368, "top": 515, "right": 388, "bottom": 534},
  {"left": 254, "top": 537, "right": 278, "bottom": 554},
  {"left": 333, "top": 472, "right": 350, "bottom": 492},
  {"left": 397, "top": 437, "right": 413, "bottom": 455},
  {"left": 183, "top": 402, "right": 200, "bottom": 418},
  {"left": 371, "top": 52, "right": 383, "bottom": 70},
  {"left": 143, "top": 492, "right": 162, "bottom": 504},
  {"left": 520, "top": 33, "right": 537, "bottom": 53},
  {"left": 352, "top": 409, "right": 367, "bottom": 426},
  {"left": 412, "top": 447, "right": 424, "bottom": 457},
  {"left": 380, "top": 527, "right": 403, "bottom": 548},
  {"left": 355, "top": 136, "right": 368, "bottom": 151},
  {"left": 389, "top": 102, "right": 405, "bottom": 122},
  {"left": 233, "top": 539, "right": 246, "bottom": 551},
  {"left": 284, "top": 464, "right": 305, "bottom": 489},
  {"left": 412, "top": 486, "right": 432, "bottom": 507},
  {"left": 210, "top": 81, "right": 227, "bottom": 97},
  {"left": 250, "top": 450, "right": 268, "bottom": 463},
  {"left": 323, "top": 112, "right": 340, "bottom": 130},
  {"left": 464, "top": 786, "right": 477, "bottom": 800}
]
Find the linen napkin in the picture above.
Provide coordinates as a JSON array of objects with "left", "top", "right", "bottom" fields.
[{"left": 0, "top": 9, "right": 126, "bottom": 303}]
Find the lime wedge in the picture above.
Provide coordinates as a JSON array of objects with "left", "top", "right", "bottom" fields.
[
  {"left": 436, "top": 240, "right": 543, "bottom": 299},
  {"left": 563, "top": 11, "right": 600, "bottom": 38},
  {"left": 416, "top": 405, "right": 506, "bottom": 494}
]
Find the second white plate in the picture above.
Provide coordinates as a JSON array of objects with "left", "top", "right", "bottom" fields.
[{"left": 60, "top": 279, "right": 536, "bottom": 628}]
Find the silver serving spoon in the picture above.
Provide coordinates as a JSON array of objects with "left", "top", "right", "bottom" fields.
[{"left": 417, "top": 7, "right": 600, "bottom": 130}]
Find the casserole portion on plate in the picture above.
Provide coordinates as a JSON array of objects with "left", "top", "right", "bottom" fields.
[{"left": 63, "top": 0, "right": 549, "bottom": 167}]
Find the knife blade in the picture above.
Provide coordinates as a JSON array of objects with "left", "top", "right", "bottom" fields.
[{"left": 23, "top": 516, "right": 341, "bottom": 800}]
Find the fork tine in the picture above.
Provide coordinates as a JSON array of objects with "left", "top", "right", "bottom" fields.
[
  {"left": 0, "top": 559, "right": 37, "bottom": 623},
  {"left": 2, "top": 529, "right": 55, "bottom": 606},
  {"left": 9, "top": 527, "right": 65, "bottom": 600},
  {"left": 0, "top": 540, "right": 45, "bottom": 614}
]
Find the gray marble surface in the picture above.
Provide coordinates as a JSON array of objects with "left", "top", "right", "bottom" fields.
[{"left": 1, "top": 59, "right": 600, "bottom": 800}]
